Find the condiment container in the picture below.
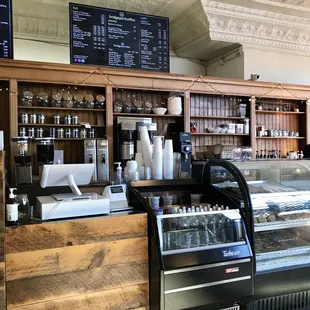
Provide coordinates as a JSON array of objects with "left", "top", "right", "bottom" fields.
[
  {"left": 64, "top": 115, "right": 72, "bottom": 125},
  {"left": 20, "top": 113, "right": 28, "bottom": 124},
  {"left": 72, "top": 115, "right": 78, "bottom": 125},
  {"left": 235, "top": 124, "right": 244, "bottom": 134},
  {"left": 72, "top": 128, "right": 79, "bottom": 138},
  {"left": 227, "top": 123, "right": 236, "bottom": 134},
  {"left": 56, "top": 128, "right": 64, "bottom": 138},
  {"left": 29, "top": 114, "right": 37, "bottom": 124},
  {"left": 36, "top": 128, "right": 44, "bottom": 138},
  {"left": 28, "top": 128, "right": 35, "bottom": 138},
  {"left": 65, "top": 128, "right": 71, "bottom": 138},
  {"left": 53, "top": 114, "right": 60, "bottom": 124},
  {"left": 242, "top": 118, "right": 250, "bottom": 134},
  {"left": 88, "top": 128, "right": 95, "bottom": 138},
  {"left": 80, "top": 128, "right": 87, "bottom": 138},
  {"left": 37, "top": 114, "right": 45, "bottom": 124}
]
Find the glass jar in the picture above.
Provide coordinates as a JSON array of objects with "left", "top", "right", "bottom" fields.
[
  {"left": 65, "top": 128, "right": 72, "bottom": 138},
  {"left": 62, "top": 92, "right": 74, "bottom": 108},
  {"left": 114, "top": 101, "right": 123, "bottom": 113},
  {"left": 28, "top": 128, "right": 35, "bottom": 138},
  {"left": 74, "top": 94, "right": 84, "bottom": 108},
  {"left": 51, "top": 93, "right": 63, "bottom": 107},
  {"left": 73, "top": 128, "right": 79, "bottom": 138},
  {"left": 37, "top": 92, "right": 49, "bottom": 107},
  {"left": 144, "top": 100, "right": 152, "bottom": 114},
  {"left": 20, "top": 91, "right": 34, "bottom": 106},
  {"left": 64, "top": 115, "right": 72, "bottom": 125},
  {"left": 53, "top": 114, "right": 60, "bottom": 124},
  {"left": 80, "top": 128, "right": 87, "bottom": 138},
  {"left": 36, "top": 128, "right": 44, "bottom": 138},
  {"left": 84, "top": 94, "right": 95, "bottom": 108},
  {"left": 29, "top": 114, "right": 37, "bottom": 124},
  {"left": 72, "top": 115, "right": 78, "bottom": 125},
  {"left": 95, "top": 94, "right": 105, "bottom": 109},
  {"left": 123, "top": 101, "right": 132, "bottom": 113},
  {"left": 132, "top": 99, "right": 143, "bottom": 113},
  {"left": 88, "top": 128, "right": 95, "bottom": 138}
]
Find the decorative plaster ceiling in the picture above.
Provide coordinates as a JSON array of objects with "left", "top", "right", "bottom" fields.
[{"left": 12, "top": 0, "right": 310, "bottom": 63}]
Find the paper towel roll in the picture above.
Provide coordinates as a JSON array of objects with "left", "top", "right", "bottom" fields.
[
  {"left": 152, "top": 136, "right": 163, "bottom": 180},
  {"left": 140, "top": 126, "right": 153, "bottom": 168},
  {"left": 164, "top": 139, "right": 173, "bottom": 179}
]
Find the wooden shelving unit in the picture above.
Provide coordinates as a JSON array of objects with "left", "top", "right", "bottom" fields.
[
  {"left": 18, "top": 106, "right": 105, "bottom": 112},
  {"left": 18, "top": 123, "right": 105, "bottom": 128},
  {"left": 113, "top": 112, "right": 183, "bottom": 118},
  {"left": 190, "top": 115, "right": 245, "bottom": 120},
  {"left": 192, "top": 133, "right": 249, "bottom": 136},
  {"left": 255, "top": 110, "right": 305, "bottom": 115},
  {"left": 254, "top": 98, "right": 307, "bottom": 157}
]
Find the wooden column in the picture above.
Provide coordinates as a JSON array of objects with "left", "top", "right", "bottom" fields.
[
  {"left": 184, "top": 90, "right": 190, "bottom": 132},
  {"left": 9, "top": 80, "right": 18, "bottom": 184},
  {"left": 105, "top": 85, "right": 114, "bottom": 172},
  {"left": 306, "top": 99, "right": 310, "bottom": 146},
  {"left": 6, "top": 213, "right": 148, "bottom": 310},
  {"left": 250, "top": 96, "right": 257, "bottom": 158}
]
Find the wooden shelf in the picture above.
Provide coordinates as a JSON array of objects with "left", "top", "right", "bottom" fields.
[
  {"left": 256, "top": 110, "right": 305, "bottom": 115},
  {"left": 256, "top": 136, "right": 305, "bottom": 139},
  {"left": 190, "top": 115, "right": 246, "bottom": 120},
  {"left": 18, "top": 106, "right": 105, "bottom": 112},
  {"left": 113, "top": 113, "right": 183, "bottom": 118},
  {"left": 18, "top": 123, "right": 105, "bottom": 128},
  {"left": 192, "top": 133, "right": 249, "bottom": 136},
  {"left": 54, "top": 138, "right": 86, "bottom": 141}
]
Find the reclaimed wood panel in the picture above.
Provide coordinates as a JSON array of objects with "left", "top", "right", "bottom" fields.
[
  {"left": 6, "top": 214, "right": 147, "bottom": 253},
  {"left": 6, "top": 213, "right": 149, "bottom": 309},
  {"left": 8, "top": 283, "right": 148, "bottom": 310},
  {"left": 7, "top": 261, "right": 147, "bottom": 307}
]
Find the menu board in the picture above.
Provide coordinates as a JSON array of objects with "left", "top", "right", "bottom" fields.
[
  {"left": 0, "top": 0, "right": 13, "bottom": 59},
  {"left": 70, "top": 3, "right": 169, "bottom": 72}
]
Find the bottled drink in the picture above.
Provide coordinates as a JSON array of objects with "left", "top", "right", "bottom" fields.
[
  {"left": 199, "top": 215, "right": 209, "bottom": 246},
  {"left": 207, "top": 214, "right": 217, "bottom": 244},
  {"left": 179, "top": 211, "right": 190, "bottom": 249},
  {"left": 216, "top": 213, "right": 226, "bottom": 243},
  {"left": 224, "top": 216, "right": 234, "bottom": 243},
  {"left": 188, "top": 211, "right": 200, "bottom": 248}
]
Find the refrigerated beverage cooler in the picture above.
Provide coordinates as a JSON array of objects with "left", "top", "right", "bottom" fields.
[{"left": 128, "top": 159, "right": 255, "bottom": 310}]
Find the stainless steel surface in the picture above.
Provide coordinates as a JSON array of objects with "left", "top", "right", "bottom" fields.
[
  {"left": 164, "top": 276, "right": 251, "bottom": 295},
  {"left": 164, "top": 258, "right": 251, "bottom": 275},
  {"left": 96, "top": 139, "right": 109, "bottom": 181},
  {"left": 121, "top": 141, "right": 134, "bottom": 161},
  {"left": 84, "top": 139, "right": 97, "bottom": 181}
]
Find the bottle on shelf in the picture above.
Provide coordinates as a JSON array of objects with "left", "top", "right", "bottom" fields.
[
  {"left": 6, "top": 188, "right": 18, "bottom": 226},
  {"left": 179, "top": 211, "right": 190, "bottom": 249},
  {"left": 207, "top": 213, "right": 217, "bottom": 245},
  {"left": 215, "top": 213, "right": 226, "bottom": 244},
  {"left": 188, "top": 210, "right": 200, "bottom": 248}
]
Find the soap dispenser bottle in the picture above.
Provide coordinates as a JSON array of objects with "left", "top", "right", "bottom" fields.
[
  {"left": 112, "top": 162, "right": 124, "bottom": 185},
  {"left": 6, "top": 188, "right": 18, "bottom": 226}
]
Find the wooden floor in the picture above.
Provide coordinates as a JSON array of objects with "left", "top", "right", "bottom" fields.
[{"left": 5, "top": 213, "right": 148, "bottom": 310}]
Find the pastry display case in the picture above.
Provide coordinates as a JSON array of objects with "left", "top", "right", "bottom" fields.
[{"left": 231, "top": 160, "right": 310, "bottom": 309}]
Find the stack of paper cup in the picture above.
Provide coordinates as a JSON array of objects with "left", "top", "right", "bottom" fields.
[
  {"left": 164, "top": 139, "right": 173, "bottom": 179},
  {"left": 152, "top": 136, "right": 163, "bottom": 180},
  {"left": 140, "top": 126, "right": 153, "bottom": 168}
]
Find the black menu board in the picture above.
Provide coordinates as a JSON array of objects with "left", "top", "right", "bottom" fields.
[
  {"left": 0, "top": 0, "right": 13, "bottom": 59},
  {"left": 69, "top": 3, "right": 169, "bottom": 72}
]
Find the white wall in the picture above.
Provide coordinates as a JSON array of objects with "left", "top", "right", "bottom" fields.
[
  {"left": 206, "top": 49, "right": 244, "bottom": 79},
  {"left": 243, "top": 45, "right": 310, "bottom": 85},
  {"left": 13, "top": 39, "right": 206, "bottom": 75}
]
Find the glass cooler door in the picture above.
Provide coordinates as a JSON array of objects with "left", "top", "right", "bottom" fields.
[{"left": 157, "top": 210, "right": 246, "bottom": 255}]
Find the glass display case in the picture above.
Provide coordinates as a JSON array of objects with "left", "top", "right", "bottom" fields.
[
  {"left": 158, "top": 209, "right": 245, "bottom": 255},
  {"left": 232, "top": 160, "right": 310, "bottom": 274}
]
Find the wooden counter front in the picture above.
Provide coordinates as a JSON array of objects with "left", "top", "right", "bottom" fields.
[{"left": 5, "top": 213, "right": 148, "bottom": 310}]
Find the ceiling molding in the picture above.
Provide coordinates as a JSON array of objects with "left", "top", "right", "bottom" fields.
[{"left": 203, "top": 0, "right": 310, "bottom": 52}]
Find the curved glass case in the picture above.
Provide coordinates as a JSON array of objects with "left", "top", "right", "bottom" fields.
[{"left": 233, "top": 160, "right": 310, "bottom": 274}]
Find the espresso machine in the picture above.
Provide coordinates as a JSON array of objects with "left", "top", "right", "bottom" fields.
[
  {"left": 36, "top": 138, "right": 54, "bottom": 179},
  {"left": 173, "top": 132, "right": 192, "bottom": 177},
  {"left": 12, "top": 137, "right": 33, "bottom": 185},
  {"left": 96, "top": 139, "right": 109, "bottom": 181},
  {"left": 84, "top": 139, "right": 97, "bottom": 181}
]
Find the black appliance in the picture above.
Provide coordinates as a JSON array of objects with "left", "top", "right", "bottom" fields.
[
  {"left": 172, "top": 132, "right": 192, "bottom": 175},
  {"left": 69, "top": 3, "right": 169, "bottom": 72},
  {"left": 0, "top": 0, "right": 13, "bottom": 59},
  {"left": 128, "top": 159, "right": 254, "bottom": 310}
]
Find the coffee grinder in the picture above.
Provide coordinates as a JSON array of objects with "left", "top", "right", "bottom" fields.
[
  {"left": 36, "top": 138, "right": 54, "bottom": 179},
  {"left": 172, "top": 132, "right": 192, "bottom": 178},
  {"left": 12, "top": 137, "right": 33, "bottom": 185}
]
